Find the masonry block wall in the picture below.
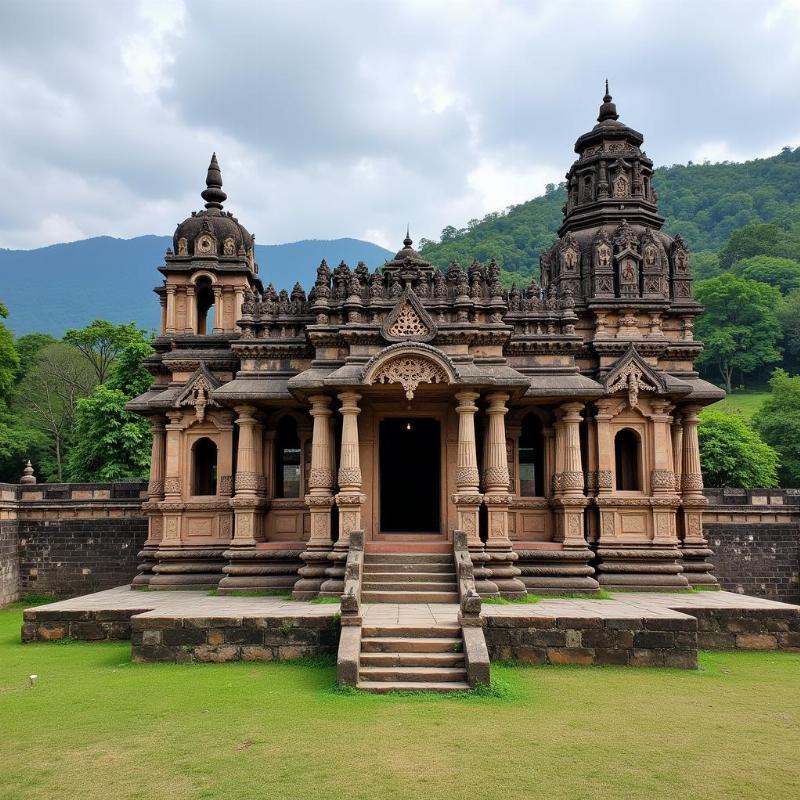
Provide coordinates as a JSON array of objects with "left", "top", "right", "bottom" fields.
[
  {"left": 0, "top": 482, "right": 148, "bottom": 601},
  {"left": 705, "top": 489, "right": 800, "bottom": 603}
]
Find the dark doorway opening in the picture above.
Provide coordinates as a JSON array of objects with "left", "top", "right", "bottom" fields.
[{"left": 379, "top": 417, "right": 440, "bottom": 533}]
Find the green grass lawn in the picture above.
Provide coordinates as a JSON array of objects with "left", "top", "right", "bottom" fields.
[
  {"left": 1, "top": 603, "right": 799, "bottom": 799},
  {"left": 710, "top": 391, "right": 770, "bottom": 420}
]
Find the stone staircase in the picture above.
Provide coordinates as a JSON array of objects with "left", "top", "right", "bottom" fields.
[
  {"left": 357, "top": 622, "right": 469, "bottom": 692},
  {"left": 361, "top": 552, "right": 459, "bottom": 603}
]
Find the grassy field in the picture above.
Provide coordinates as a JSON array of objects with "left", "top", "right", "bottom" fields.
[
  {"left": 709, "top": 391, "right": 770, "bottom": 420},
  {"left": 1, "top": 603, "right": 799, "bottom": 800}
]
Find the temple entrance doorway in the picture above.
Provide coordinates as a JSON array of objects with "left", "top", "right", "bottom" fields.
[{"left": 379, "top": 417, "right": 440, "bottom": 534}]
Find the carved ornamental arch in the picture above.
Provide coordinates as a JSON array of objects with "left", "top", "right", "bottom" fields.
[{"left": 362, "top": 343, "right": 457, "bottom": 400}]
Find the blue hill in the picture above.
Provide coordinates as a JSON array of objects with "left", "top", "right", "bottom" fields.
[{"left": 0, "top": 235, "right": 393, "bottom": 336}]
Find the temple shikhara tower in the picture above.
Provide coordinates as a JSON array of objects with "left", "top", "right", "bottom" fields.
[{"left": 129, "top": 88, "right": 724, "bottom": 598}]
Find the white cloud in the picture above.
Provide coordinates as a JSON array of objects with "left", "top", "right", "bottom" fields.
[{"left": 0, "top": 0, "right": 799, "bottom": 252}]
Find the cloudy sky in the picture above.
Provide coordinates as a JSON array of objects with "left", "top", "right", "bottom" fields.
[{"left": 2, "top": 0, "right": 800, "bottom": 251}]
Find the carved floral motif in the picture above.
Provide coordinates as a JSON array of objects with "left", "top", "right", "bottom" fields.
[{"left": 371, "top": 356, "right": 449, "bottom": 400}]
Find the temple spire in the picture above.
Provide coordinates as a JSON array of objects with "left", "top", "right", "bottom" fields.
[
  {"left": 201, "top": 152, "right": 227, "bottom": 210},
  {"left": 404, "top": 225, "right": 412, "bottom": 249},
  {"left": 597, "top": 81, "right": 618, "bottom": 123}
]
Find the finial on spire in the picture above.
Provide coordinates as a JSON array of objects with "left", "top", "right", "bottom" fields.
[
  {"left": 201, "top": 152, "right": 227, "bottom": 210},
  {"left": 597, "top": 81, "right": 618, "bottom": 123},
  {"left": 403, "top": 225, "right": 412, "bottom": 248}
]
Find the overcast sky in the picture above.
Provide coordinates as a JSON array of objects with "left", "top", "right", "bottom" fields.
[{"left": 2, "top": 0, "right": 799, "bottom": 251}]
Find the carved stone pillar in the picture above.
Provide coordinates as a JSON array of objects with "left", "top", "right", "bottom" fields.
[
  {"left": 452, "top": 391, "right": 496, "bottom": 596},
  {"left": 680, "top": 405, "right": 717, "bottom": 587},
  {"left": 213, "top": 286, "right": 223, "bottom": 333},
  {"left": 482, "top": 392, "right": 525, "bottom": 597},
  {"left": 322, "top": 391, "right": 365, "bottom": 595},
  {"left": 230, "top": 405, "right": 265, "bottom": 546},
  {"left": 553, "top": 402, "right": 588, "bottom": 547},
  {"left": 234, "top": 287, "right": 245, "bottom": 326},
  {"left": 542, "top": 425, "right": 555, "bottom": 499},
  {"left": 453, "top": 391, "right": 482, "bottom": 544},
  {"left": 165, "top": 285, "right": 177, "bottom": 334},
  {"left": 295, "top": 395, "right": 335, "bottom": 599},
  {"left": 671, "top": 413, "right": 684, "bottom": 496},
  {"left": 185, "top": 286, "right": 196, "bottom": 334},
  {"left": 159, "top": 295, "right": 167, "bottom": 335},
  {"left": 649, "top": 400, "right": 680, "bottom": 546}
]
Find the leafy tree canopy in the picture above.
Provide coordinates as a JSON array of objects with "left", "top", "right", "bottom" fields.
[
  {"left": 752, "top": 369, "right": 800, "bottom": 487},
  {"left": 731, "top": 255, "right": 800, "bottom": 294},
  {"left": 694, "top": 274, "right": 783, "bottom": 393},
  {"left": 0, "top": 302, "right": 20, "bottom": 402},
  {"left": 64, "top": 335, "right": 154, "bottom": 482},
  {"left": 718, "top": 222, "right": 800, "bottom": 272},
  {"left": 698, "top": 409, "right": 779, "bottom": 488},
  {"left": 63, "top": 320, "right": 148, "bottom": 384},
  {"left": 14, "top": 332, "right": 56, "bottom": 383}
]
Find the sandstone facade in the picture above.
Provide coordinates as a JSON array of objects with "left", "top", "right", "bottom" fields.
[{"left": 128, "top": 89, "right": 725, "bottom": 597}]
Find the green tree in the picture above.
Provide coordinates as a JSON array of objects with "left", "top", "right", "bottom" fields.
[
  {"left": 15, "top": 343, "right": 96, "bottom": 480},
  {"left": 64, "top": 337, "right": 153, "bottom": 481},
  {"left": 0, "top": 302, "right": 20, "bottom": 400},
  {"left": 718, "top": 223, "right": 800, "bottom": 271},
  {"left": 63, "top": 320, "right": 146, "bottom": 384},
  {"left": 698, "top": 409, "right": 779, "bottom": 488},
  {"left": 752, "top": 369, "right": 800, "bottom": 487},
  {"left": 694, "top": 274, "right": 783, "bottom": 393},
  {"left": 732, "top": 255, "right": 800, "bottom": 294},
  {"left": 14, "top": 333, "right": 56, "bottom": 382},
  {"left": 779, "top": 288, "right": 800, "bottom": 368}
]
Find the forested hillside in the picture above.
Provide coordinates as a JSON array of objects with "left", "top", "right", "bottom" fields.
[{"left": 419, "top": 147, "right": 800, "bottom": 284}]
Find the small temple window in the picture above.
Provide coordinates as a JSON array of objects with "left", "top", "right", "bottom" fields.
[
  {"left": 196, "top": 278, "right": 215, "bottom": 335},
  {"left": 276, "top": 416, "right": 301, "bottom": 498},
  {"left": 519, "top": 414, "right": 545, "bottom": 497},
  {"left": 614, "top": 428, "right": 641, "bottom": 491},
  {"left": 192, "top": 437, "right": 218, "bottom": 496}
]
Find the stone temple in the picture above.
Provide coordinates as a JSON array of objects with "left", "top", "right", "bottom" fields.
[{"left": 128, "top": 87, "right": 725, "bottom": 603}]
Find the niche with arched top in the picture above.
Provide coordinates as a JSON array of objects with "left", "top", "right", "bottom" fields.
[
  {"left": 275, "top": 416, "right": 301, "bottom": 498},
  {"left": 196, "top": 277, "right": 215, "bottom": 335},
  {"left": 192, "top": 437, "right": 218, "bottom": 495},
  {"left": 614, "top": 428, "right": 641, "bottom": 491},
  {"left": 519, "top": 413, "right": 545, "bottom": 497}
]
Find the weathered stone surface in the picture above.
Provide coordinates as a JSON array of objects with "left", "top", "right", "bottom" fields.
[{"left": 735, "top": 633, "right": 778, "bottom": 650}]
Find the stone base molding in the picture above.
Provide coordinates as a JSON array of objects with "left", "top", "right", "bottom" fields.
[
  {"left": 144, "top": 546, "right": 228, "bottom": 590},
  {"left": 218, "top": 546, "right": 304, "bottom": 593},
  {"left": 593, "top": 545, "right": 689, "bottom": 590},
  {"left": 514, "top": 545, "right": 600, "bottom": 593},
  {"left": 131, "top": 544, "right": 159, "bottom": 587},
  {"left": 292, "top": 546, "right": 333, "bottom": 599}
]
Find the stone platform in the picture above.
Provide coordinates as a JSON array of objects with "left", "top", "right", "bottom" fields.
[{"left": 20, "top": 587, "right": 800, "bottom": 669}]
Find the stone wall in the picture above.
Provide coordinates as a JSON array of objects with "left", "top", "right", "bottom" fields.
[
  {"left": 0, "top": 522, "right": 20, "bottom": 606},
  {"left": 0, "top": 481, "right": 147, "bottom": 603},
  {"left": 705, "top": 488, "right": 800, "bottom": 603}
]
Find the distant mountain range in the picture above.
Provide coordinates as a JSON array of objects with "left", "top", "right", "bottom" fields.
[{"left": 0, "top": 236, "right": 393, "bottom": 336}]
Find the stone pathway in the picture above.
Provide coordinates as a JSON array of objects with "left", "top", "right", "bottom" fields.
[{"left": 26, "top": 585, "right": 798, "bottom": 624}]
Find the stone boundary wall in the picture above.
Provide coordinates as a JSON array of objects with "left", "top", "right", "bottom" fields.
[
  {"left": 704, "top": 488, "right": 800, "bottom": 603},
  {"left": 0, "top": 481, "right": 147, "bottom": 603},
  {"left": 484, "top": 614, "right": 699, "bottom": 668},
  {"left": 130, "top": 615, "right": 341, "bottom": 663}
]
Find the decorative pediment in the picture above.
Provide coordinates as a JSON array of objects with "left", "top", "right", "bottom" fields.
[
  {"left": 381, "top": 288, "right": 437, "bottom": 343},
  {"left": 363, "top": 342, "right": 456, "bottom": 400},
  {"left": 175, "top": 362, "right": 221, "bottom": 423},
  {"left": 602, "top": 345, "right": 666, "bottom": 409}
]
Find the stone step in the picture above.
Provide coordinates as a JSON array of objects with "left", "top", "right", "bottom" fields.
[
  {"left": 362, "top": 564, "right": 456, "bottom": 575},
  {"left": 360, "top": 636, "right": 463, "bottom": 653},
  {"left": 361, "top": 590, "right": 460, "bottom": 603},
  {"left": 357, "top": 680, "right": 471, "bottom": 693},
  {"left": 364, "top": 553, "right": 454, "bottom": 564},
  {"left": 362, "top": 624, "right": 461, "bottom": 638},
  {"left": 359, "top": 651, "right": 465, "bottom": 667},
  {"left": 362, "top": 580, "right": 458, "bottom": 592},
  {"left": 359, "top": 665, "right": 467, "bottom": 682}
]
